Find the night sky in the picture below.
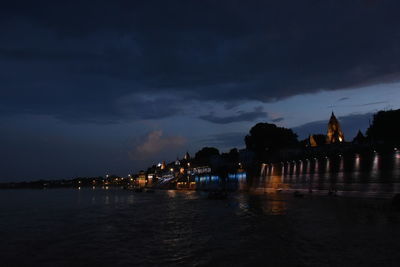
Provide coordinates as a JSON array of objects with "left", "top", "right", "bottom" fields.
[{"left": 1, "top": 0, "right": 400, "bottom": 181}]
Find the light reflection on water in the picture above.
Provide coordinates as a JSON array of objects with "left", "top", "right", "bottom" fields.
[
  {"left": 394, "top": 151, "right": 400, "bottom": 178},
  {"left": 0, "top": 189, "right": 293, "bottom": 266},
  {"left": 258, "top": 152, "right": 400, "bottom": 195},
  {"left": 236, "top": 193, "right": 287, "bottom": 216},
  {"left": 1, "top": 188, "right": 400, "bottom": 266}
]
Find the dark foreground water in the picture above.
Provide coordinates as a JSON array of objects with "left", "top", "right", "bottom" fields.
[{"left": 1, "top": 188, "right": 400, "bottom": 267}]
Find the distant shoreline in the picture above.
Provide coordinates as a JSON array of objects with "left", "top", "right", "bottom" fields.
[{"left": 1, "top": 184, "right": 398, "bottom": 201}]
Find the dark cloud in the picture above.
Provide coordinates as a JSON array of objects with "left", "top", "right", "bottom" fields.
[
  {"left": 199, "top": 107, "right": 267, "bottom": 124},
  {"left": 293, "top": 112, "right": 373, "bottom": 140},
  {"left": 116, "top": 94, "right": 185, "bottom": 121},
  {"left": 271, "top": 117, "right": 284, "bottom": 123},
  {"left": 1, "top": 1, "right": 400, "bottom": 122},
  {"left": 331, "top": 100, "right": 389, "bottom": 110},
  {"left": 358, "top": 101, "right": 389, "bottom": 107}
]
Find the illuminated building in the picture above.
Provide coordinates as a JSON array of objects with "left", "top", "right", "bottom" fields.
[
  {"left": 160, "top": 161, "right": 166, "bottom": 170},
  {"left": 184, "top": 152, "right": 190, "bottom": 160},
  {"left": 193, "top": 166, "right": 212, "bottom": 174},
  {"left": 326, "top": 112, "right": 345, "bottom": 144},
  {"left": 137, "top": 171, "right": 147, "bottom": 187},
  {"left": 147, "top": 173, "right": 155, "bottom": 186},
  {"left": 309, "top": 135, "right": 318, "bottom": 147}
]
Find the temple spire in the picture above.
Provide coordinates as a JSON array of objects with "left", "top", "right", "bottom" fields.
[
  {"left": 184, "top": 151, "right": 190, "bottom": 160},
  {"left": 326, "top": 112, "right": 344, "bottom": 144}
]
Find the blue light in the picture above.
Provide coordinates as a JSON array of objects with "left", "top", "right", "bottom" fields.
[{"left": 211, "top": 175, "right": 219, "bottom": 182}]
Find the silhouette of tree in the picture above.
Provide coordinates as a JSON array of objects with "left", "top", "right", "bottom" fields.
[
  {"left": 313, "top": 134, "right": 327, "bottom": 146},
  {"left": 227, "top": 148, "right": 239, "bottom": 162},
  {"left": 245, "top": 123, "right": 299, "bottom": 160},
  {"left": 366, "top": 109, "right": 400, "bottom": 146},
  {"left": 194, "top": 147, "right": 220, "bottom": 165},
  {"left": 352, "top": 130, "right": 367, "bottom": 144},
  {"left": 301, "top": 134, "right": 327, "bottom": 147}
]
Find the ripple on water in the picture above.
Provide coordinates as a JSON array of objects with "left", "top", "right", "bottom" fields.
[{"left": 1, "top": 189, "right": 400, "bottom": 266}]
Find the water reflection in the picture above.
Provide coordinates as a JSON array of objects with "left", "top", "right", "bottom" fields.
[
  {"left": 127, "top": 194, "right": 134, "bottom": 205},
  {"left": 167, "top": 190, "right": 177, "bottom": 198},
  {"left": 353, "top": 154, "right": 360, "bottom": 182},
  {"left": 371, "top": 152, "right": 379, "bottom": 178},
  {"left": 395, "top": 151, "right": 400, "bottom": 178},
  {"left": 237, "top": 194, "right": 287, "bottom": 215},
  {"left": 256, "top": 151, "right": 400, "bottom": 195},
  {"left": 2, "top": 188, "right": 400, "bottom": 267}
]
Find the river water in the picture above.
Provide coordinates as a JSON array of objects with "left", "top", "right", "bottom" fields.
[
  {"left": 1, "top": 188, "right": 400, "bottom": 266},
  {"left": 254, "top": 151, "right": 400, "bottom": 197}
]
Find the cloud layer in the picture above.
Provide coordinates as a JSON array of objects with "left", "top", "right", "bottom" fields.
[
  {"left": 131, "top": 130, "right": 186, "bottom": 160},
  {"left": 199, "top": 107, "right": 267, "bottom": 124},
  {"left": 1, "top": 1, "right": 400, "bottom": 122},
  {"left": 1, "top": 1, "right": 400, "bottom": 180}
]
